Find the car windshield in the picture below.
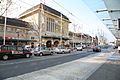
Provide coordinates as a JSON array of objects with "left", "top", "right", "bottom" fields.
[
  {"left": 35, "top": 47, "right": 45, "bottom": 51},
  {"left": 58, "top": 47, "right": 67, "bottom": 49},
  {"left": 45, "top": 48, "right": 50, "bottom": 50},
  {"left": 94, "top": 46, "right": 100, "bottom": 48},
  {"left": 77, "top": 45, "right": 82, "bottom": 47}
]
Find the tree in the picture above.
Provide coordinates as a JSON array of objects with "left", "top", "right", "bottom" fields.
[{"left": 0, "top": 0, "right": 12, "bottom": 16}]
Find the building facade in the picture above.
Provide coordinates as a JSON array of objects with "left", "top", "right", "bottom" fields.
[
  {"left": 19, "top": 3, "right": 70, "bottom": 47},
  {"left": 0, "top": 16, "right": 35, "bottom": 46},
  {"left": 69, "top": 31, "right": 93, "bottom": 47}
]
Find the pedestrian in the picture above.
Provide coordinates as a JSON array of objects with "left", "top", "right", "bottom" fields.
[{"left": 118, "top": 45, "right": 120, "bottom": 53}]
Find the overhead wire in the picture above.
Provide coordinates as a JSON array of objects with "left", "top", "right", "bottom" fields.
[
  {"left": 0, "top": 0, "right": 12, "bottom": 16},
  {"left": 6, "top": 0, "right": 44, "bottom": 17},
  {"left": 51, "top": 0, "right": 84, "bottom": 24}
]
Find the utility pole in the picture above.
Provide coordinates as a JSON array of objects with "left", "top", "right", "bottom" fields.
[
  {"left": 73, "top": 24, "right": 77, "bottom": 47},
  {"left": 81, "top": 33, "right": 83, "bottom": 45},
  {"left": 60, "top": 13, "right": 62, "bottom": 46},
  {"left": 80, "top": 25, "right": 83, "bottom": 45},
  {"left": 3, "top": 0, "right": 8, "bottom": 45},
  {"left": 38, "top": 5, "right": 41, "bottom": 46},
  {"left": 38, "top": 2, "right": 45, "bottom": 48}
]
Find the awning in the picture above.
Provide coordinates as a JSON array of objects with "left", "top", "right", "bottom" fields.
[
  {"left": 0, "top": 38, "right": 37, "bottom": 42},
  {"left": 69, "top": 41, "right": 81, "bottom": 44},
  {"left": 42, "top": 35, "right": 71, "bottom": 40}
]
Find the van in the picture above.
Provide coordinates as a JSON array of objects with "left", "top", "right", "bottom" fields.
[{"left": 0, "top": 45, "right": 32, "bottom": 60}]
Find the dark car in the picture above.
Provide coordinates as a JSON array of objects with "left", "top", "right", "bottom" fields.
[
  {"left": 93, "top": 46, "right": 101, "bottom": 52},
  {"left": 0, "top": 45, "right": 32, "bottom": 60},
  {"left": 113, "top": 46, "right": 118, "bottom": 49}
]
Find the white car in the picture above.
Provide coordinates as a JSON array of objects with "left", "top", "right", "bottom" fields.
[
  {"left": 24, "top": 45, "right": 32, "bottom": 51},
  {"left": 54, "top": 47, "right": 71, "bottom": 54},
  {"left": 76, "top": 46, "right": 82, "bottom": 51}
]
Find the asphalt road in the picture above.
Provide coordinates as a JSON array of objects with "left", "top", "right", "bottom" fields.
[{"left": 0, "top": 50, "right": 96, "bottom": 80}]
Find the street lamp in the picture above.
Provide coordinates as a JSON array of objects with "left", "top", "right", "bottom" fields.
[
  {"left": 96, "top": 9, "right": 120, "bottom": 13},
  {"left": 16, "top": 31, "right": 20, "bottom": 45},
  {"left": 59, "top": 13, "right": 63, "bottom": 46}
]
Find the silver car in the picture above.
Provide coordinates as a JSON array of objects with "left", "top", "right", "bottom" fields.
[{"left": 34, "top": 47, "right": 54, "bottom": 56}]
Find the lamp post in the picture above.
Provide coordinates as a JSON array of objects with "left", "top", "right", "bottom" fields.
[
  {"left": 79, "top": 25, "right": 83, "bottom": 45},
  {"left": 38, "top": 3, "right": 44, "bottom": 48},
  {"left": 16, "top": 31, "right": 20, "bottom": 45},
  {"left": 60, "top": 13, "right": 62, "bottom": 46},
  {"left": 73, "top": 24, "right": 77, "bottom": 47},
  {"left": 3, "top": 1, "right": 8, "bottom": 45}
]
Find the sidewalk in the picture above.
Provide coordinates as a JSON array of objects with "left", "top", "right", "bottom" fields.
[{"left": 87, "top": 52, "right": 120, "bottom": 80}]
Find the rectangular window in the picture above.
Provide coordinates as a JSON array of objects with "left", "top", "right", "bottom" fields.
[
  {"left": 47, "top": 21, "right": 49, "bottom": 31},
  {"left": 8, "top": 46, "right": 17, "bottom": 51},
  {"left": 11, "top": 28, "right": 16, "bottom": 32},
  {"left": 31, "top": 37, "right": 34, "bottom": 40},
  {"left": 0, "top": 26, "right": 3, "bottom": 31},
  {"left": 17, "top": 47, "right": 23, "bottom": 51},
  {"left": 7, "top": 27, "right": 12, "bottom": 32},
  {"left": 46, "top": 18, "right": 49, "bottom": 31},
  {"left": 1, "top": 46, "right": 8, "bottom": 50}
]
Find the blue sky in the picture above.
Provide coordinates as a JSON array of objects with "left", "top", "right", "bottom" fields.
[{"left": 6, "top": 0, "right": 116, "bottom": 42}]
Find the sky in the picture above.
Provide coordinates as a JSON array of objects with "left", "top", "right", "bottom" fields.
[{"left": 1, "top": 0, "right": 116, "bottom": 42}]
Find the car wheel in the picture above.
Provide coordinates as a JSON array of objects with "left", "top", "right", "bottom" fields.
[
  {"left": 34, "top": 54, "right": 37, "bottom": 56},
  {"left": 39, "top": 53, "right": 43, "bottom": 56},
  {"left": 62, "top": 51, "right": 65, "bottom": 54},
  {"left": 51, "top": 52, "right": 53, "bottom": 55},
  {"left": 3, "top": 55, "right": 9, "bottom": 60},
  {"left": 26, "top": 54, "right": 30, "bottom": 58}
]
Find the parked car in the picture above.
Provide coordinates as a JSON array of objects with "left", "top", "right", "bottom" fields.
[
  {"left": 76, "top": 45, "right": 82, "bottom": 51},
  {"left": 93, "top": 46, "right": 101, "bottom": 52},
  {"left": 0, "top": 45, "right": 32, "bottom": 60},
  {"left": 24, "top": 45, "right": 33, "bottom": 52},
  {"left": 54, "top": 46, "right": 71, "bottom": 54},
  {"left": 33, "top": 47, "right": 54, "bottom": 56},
  {"left": 113, "top": 46, "right": 118, "bottom": 49},
  {"left": 82, "top": 45, "right": 86, "bottom": 49}
]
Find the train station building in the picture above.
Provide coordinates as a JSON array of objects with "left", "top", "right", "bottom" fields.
[{"left": 19, "top": 3, "right": 71, "bottom": 48}]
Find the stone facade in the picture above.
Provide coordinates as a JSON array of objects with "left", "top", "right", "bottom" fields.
[
  {"left": 68, "top": 31, "right": 93, "bottom": 47},
  {"left": 0, "top": 16, "right": 33, "bottom": 46},
  {"left": 19, "top": 3, "right": 70, "bottom": 47}
]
